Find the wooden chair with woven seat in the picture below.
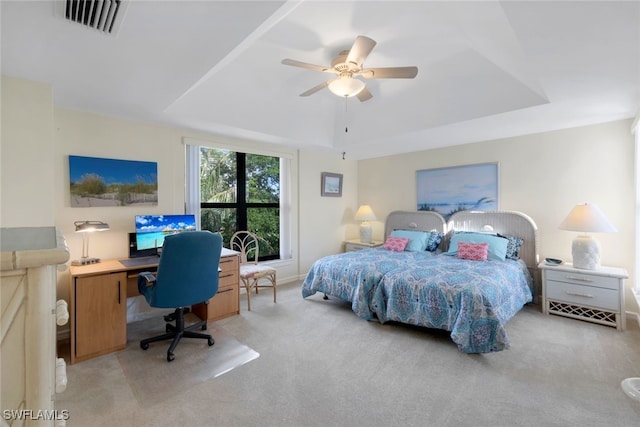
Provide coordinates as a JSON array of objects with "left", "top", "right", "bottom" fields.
[{"left": 230, "top": 231, "right": 277, "bottom": 311}]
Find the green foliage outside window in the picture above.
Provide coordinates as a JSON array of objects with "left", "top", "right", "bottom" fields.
[{"left": 199, "top": 147, "right": 280, "bottom": 259}]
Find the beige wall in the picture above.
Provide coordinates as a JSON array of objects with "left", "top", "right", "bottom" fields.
[
  {"left": 298, "top": 149, "right": 359, "bottom": 273},
  {"left": 1, "top": 76, "right": 55, "bottom": 226},
  {"left": 358, "top": 120, "right": 637, "bottom": 313}
]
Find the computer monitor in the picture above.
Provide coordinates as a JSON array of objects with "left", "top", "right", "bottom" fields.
[{"left": 134, "top": 214, "right": 197, "bottom": 252}]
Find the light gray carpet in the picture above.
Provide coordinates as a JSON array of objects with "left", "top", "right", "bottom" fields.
[
  {"left": 118, "top": 315, "right": 259, "bottom": 407},
  {"left": 56, "top": 281, "right": 640, "bottom": 426}
]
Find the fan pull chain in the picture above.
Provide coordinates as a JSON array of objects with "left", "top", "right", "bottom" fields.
[{"left": 344, "top": 96, "right": 348, "bottom": 133}]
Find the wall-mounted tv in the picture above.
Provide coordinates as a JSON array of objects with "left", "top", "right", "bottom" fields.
[{"left": 134, "top": 214, "right": 197, "bottom": 251}]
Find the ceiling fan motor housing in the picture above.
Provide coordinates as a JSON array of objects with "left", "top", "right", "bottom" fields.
[{"left": 332, "top": 51, "right": 360, "bottom": 73}]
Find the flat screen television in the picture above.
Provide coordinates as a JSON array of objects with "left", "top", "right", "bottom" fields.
[{"left": 134, "top": 214, "right": 197, "bottom": 251}]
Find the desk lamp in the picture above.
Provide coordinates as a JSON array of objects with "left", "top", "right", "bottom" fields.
[
  {"left": 558, "top": 203, "right": 616, "bottom": 270},
  {"left": 71, "top": 220, "right": 110, "bottom": 266},
  {"left": 355, "top": 205, "right": 377, "bottom": 244}
]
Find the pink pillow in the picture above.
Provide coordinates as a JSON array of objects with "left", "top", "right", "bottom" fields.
[
  {"left": 383, "top": 236, "right": 410, "bottom": 251},
  {"left": 457, "top": 242, "right": 489, "bottom": 261}
]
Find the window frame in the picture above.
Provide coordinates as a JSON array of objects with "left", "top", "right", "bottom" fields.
[
  {"left": 200, "top": 151, "right": 280, "bottom": 261},
  {"left": 184, "top": 137, "right": 294, "bottom": 263}
]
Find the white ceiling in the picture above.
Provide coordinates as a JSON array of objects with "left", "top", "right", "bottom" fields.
[{"left": 2, "top": 0, "right": 639, "bottom": 160}]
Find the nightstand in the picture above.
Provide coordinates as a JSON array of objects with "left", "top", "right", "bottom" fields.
[
  {"left": 344, "top": 239, "right": 383, "bottom": 252},
  {"left": 539, "top": 262, "right": 627, "bottom": 330}
]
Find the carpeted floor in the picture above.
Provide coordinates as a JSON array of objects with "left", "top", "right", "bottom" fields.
[
  {"left": 117, "top": 315, "right": 259, "bottom": 407},
  {"left": 56, "top": 281, "right": 640, "bottom": 426}
]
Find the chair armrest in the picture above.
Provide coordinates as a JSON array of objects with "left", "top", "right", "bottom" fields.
[
  {"left": 137, "top": 272, "right": 157, "bottom": 295},
  {"left": 140, "top": 272, "right": 157, "bottom": 284}
]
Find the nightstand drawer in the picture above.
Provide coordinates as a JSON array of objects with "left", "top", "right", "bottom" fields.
[
  {"left": 544, "top": 269, "right": 618, "bottom": 290},
  {"left": 345, "top": 243, "right": 364, "bottom": 251},
  {"left": 546, "top": 280, "right": 619, "bottom": 311},
  {"left": 343, "top": 240, "right": 383, "bottom": 252}
]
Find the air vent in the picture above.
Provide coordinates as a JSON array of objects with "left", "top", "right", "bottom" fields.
[{"left": 56, "top": 0, "right": 127, "bottom": 35}]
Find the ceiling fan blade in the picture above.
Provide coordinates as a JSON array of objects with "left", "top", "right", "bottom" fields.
[
  {"left": 281, "top": 58, "right": 333, "bottom": 73},
  {"left": 300, "top": 80, "right": 332, "bottom": 97},
  {"left": 356, "top": 87, "right": 373, "bottom": 102},
  {"left": 359, "top": 66, "right": 418, "bottom": 79},
  {"left": 346, "top": 35, "right": 376, "bottom": 66}
]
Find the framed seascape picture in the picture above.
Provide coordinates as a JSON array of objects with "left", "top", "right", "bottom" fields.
[
  {"left": 416, "top": 162, "right": 498, "bottom": 220},
  {"left": 69, "top": 155, "right": 158, "bottom": 207},
  {"left": 321, "top": 172, "right": 343, "bottom": 197}
]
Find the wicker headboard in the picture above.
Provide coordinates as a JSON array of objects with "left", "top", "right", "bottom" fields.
[
  {"left": 384, "top": 210, "right": 447, "bottom": 238},
  {"left": 446, "top": 210, "right": 539, "bottom": 269}
]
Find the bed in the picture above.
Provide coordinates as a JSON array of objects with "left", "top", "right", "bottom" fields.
[
  {"left": 302, "top": 211, "right": 446, "bottom": 319},
  {"left": 301, "top": 210, "right": 539, "bottom": 353}
]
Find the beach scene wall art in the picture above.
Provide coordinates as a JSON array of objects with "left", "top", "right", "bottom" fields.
[
  {"left": 417, "top": 163, "right": 498, "bottom": 219},
  {"left": 69, "top": 155, "right": 158, "bottom": 207}
]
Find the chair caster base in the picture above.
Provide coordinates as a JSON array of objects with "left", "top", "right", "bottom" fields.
[
  {"left": 167, "top": 352, "right": 175, "bottom": 362},
  {"left": 208, "top": 337, "right": 215, "bottom": 346}
]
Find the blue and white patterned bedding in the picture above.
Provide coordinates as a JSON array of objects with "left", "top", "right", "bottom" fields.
[
  {"left": 302, "top": 248, "right": 532, "bottom": 353},
  {"left": 371, "top": 255, "right": 532, "bottom": 353},
  {"left": 301, "top": 248, "right": 435, "bottom": 319}
]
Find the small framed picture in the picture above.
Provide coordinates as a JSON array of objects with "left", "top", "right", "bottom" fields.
[{"left": 321, "top": 172, "right": 343, "bottom": 197}]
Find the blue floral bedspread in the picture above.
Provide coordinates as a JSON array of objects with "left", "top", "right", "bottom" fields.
[
  {"left": 301, "top": 248, "right": 434, "bottom": 319},
  {"left": 372, "top": 256, "right": 533, "bottom": 353},
  {"left": 302, "top": 249, "right": 532, "bottom": 353}
]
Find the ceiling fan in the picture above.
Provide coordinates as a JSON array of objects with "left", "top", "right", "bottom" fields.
[{"left": 281, "top": 35, "right": 418, "bottom": 102}]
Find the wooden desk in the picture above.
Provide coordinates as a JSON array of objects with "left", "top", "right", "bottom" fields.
[{"left": 68, "top": 248, "right": 239, "bottom": 364}]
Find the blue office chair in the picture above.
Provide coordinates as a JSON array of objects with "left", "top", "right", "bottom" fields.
[{"left": 138, "top": 231, "right": 222, "bottom": 362}]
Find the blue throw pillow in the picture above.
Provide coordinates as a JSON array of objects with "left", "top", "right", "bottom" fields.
[
  {"left": 390, "top": 230, "right": 429, "bottom": 252},
  {"left": 446, "top": 232, "right": 509, "bottom": 261}
]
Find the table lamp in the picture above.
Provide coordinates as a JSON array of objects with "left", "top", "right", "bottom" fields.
[
  {"left": 558, "top": 203, "right": 617, "bottom": 270},
  {"left": 71, "top": 220, "right": 110, "bottom": 266},
  {"left": 355, "top": 205, "right": 377, "bottom": 244}
]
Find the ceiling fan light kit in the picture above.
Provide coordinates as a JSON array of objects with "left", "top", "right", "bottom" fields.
[
  {"left": 282, "top": 35, "right": 418, "bottom": 102},
  {"left": 328, "top": 77, "right": 365, "bottom": 97}
]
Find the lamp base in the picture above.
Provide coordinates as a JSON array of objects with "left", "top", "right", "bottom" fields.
[
  {"left": 71, "top": 257, "right": 101, "bottom": 266},
  {"left": 571, "top": 235, "right": 600, "bottom": 270},
  {"left": 359, "top": 222, "right": 372, "bottom": 244}
]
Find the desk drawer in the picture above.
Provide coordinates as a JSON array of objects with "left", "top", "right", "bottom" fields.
[
  {"left": 206, "top": 285, "right": 239, "bottom": 321},
  {"left": 220, "top": 271, "right": 238, "bottom": 288},
  {"left": 219, "top": 254, "right": 239, "bottom": 288},
  {"left": 220, "top": 255, "right": 239, "bottom": 272},
  {"left": 546, "top": 280, "right": 619, "bottom": 311},
  {"left": 545, "top": 269, "right": 618, "bottom": 290}
]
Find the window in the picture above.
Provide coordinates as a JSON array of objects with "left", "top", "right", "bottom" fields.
[
  {"left": 187, "top": 145, "right": 291, "bottom": 261},
  {"left": 200, "top": 148, "right": 279, "bottom": 259}
]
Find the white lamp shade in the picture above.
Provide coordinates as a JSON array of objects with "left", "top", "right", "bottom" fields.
[
  {"left": 328, "top": 77, "right": 365, "bottom": 98},
  {"left": 558, "top": 204, "right": 617, "bottom": 233},
  {"left": 355, "top": 205, "right": 377, "bottom": 222}
]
